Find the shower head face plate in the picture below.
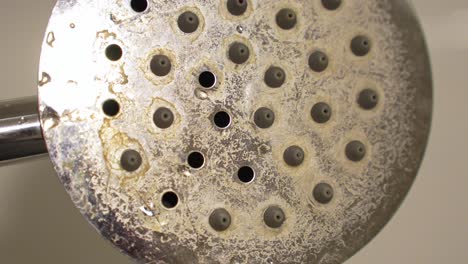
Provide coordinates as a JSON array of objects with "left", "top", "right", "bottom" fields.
[{"left": 37, "top": 0, "right": 432, "bottom": 263}]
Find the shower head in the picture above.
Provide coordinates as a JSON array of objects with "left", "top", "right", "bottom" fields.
[{"left": 35, "top": 0, "right": 432, "bottom": 263}]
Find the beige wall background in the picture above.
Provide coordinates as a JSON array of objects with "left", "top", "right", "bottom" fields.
[{"left": 0, "top": 0, "right": 466, "bottom": 263}]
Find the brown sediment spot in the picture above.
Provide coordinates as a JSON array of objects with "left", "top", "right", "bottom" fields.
[
  {"left": 41, "top": 106, "right": 60, "bottom": 131},
  {"left": 46, "top": 32, "right": 56, "bottom": 47},
  {"left": 38, "top": 72, "right": 51, "bottom": 86},
  {"left": 96, "top": 30, "right": 117, "bottom": 40},
  {"left": 99, "top": 119, "right": 150, "bottom": 186},
  {"left": 119, "top": 64, "right": 129, "bottom": 85},
  {"left": 107, "top": 63, "right": 129, "bottom": 94}
]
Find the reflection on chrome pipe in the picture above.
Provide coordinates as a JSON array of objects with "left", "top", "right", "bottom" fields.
[{"left": 0, "top": 97, "right": 47, "bottom": 163}]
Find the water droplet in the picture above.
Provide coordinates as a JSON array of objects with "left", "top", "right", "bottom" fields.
[
  {"left": 18, "top": 116, "right": 26, "bottom": 125},
  {"left": 194, "top": 88, "right": 209, "bottom": 100},
  {"left": 139, "top": 206, "right": 155, "bottom": 217},
  {"left": 178, "top": 165, "right": 192, "bottom": 177}
]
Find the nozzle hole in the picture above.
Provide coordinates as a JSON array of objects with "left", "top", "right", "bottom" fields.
[
  {"left": 345, "top": 141, "right": 367, "bottom": 162},
  {"left": 102, "top": 99, "right": 120, "bottom": 117},
  {"left": 264, "top": 66, "right": 286, "bottom": 88},
  {"left": 153, "top": 107, "right": 174, "bottom": 129},
  {"left": 276, "top": 9, "right": 297, "bottom": 30},
  {"left": 213, "top": 111, "right": 231, "bottom": 129},
  {"left": 227, "top": 0, "right": 248, "bottom": 16},
  {"left": 322, "top": 0, "right": 342, "bottom": 10},
  {"left": 283, "top": 146, "right": 305, "bottom": 167},
  {"left": 150, "top": 55, "right": 172, "bottom": 77},
  {"left": 199, "top": 71, "right": 217, "bottom": 89},
  {"left": 313, "top": 183, "right": 334, "bottom": 204},
  {"left": 105, "top": 44, "right": 123, "bottom": 61},
  {"left": 351, "top": 35, "right": 372, "bottom": 57},
  {"left": 178, "top": 11, "right": 200, "bottom": 33},
  {"left": 209, "top": 208, "right": 232, "bottom": 231},
  {"left": 358, "top": 89, "right": 379, "bottom": 110},
  {"left": 120, "top": 150, "right": 142, "bottom": 172},
  {"left": 187, "top": 151, "right": 205, "bottom": 169},
  {"left": 229, "top": 42, "right": 250, "bottom": 64},
  {"left": 161, "top": 191, "right": 179, "bottom": 209},
  {"left": 237, "top": 166, "right": 255, "bottom": 183},
  {"left": 309, "top": 51, "right": 329, "bottom": 72},
  {"left": 131, "top": 0, "right": 148, "bottom": 13},
  {"left": 254, "top": 107, "right": 275, "bottom": 129},
  {"left": 311, "top": 102, "right": 332, "bottom": 124},
  {"left": 264, "top": 206, "right": 286, "bottom": 228}
]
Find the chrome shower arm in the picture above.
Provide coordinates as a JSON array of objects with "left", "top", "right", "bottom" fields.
[{"left": 0, "top": 97, "right": 47, "bottom": 163}]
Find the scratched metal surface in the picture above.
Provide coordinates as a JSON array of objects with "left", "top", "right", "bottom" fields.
[{"left": 37, "top": 0, "right": 432, "bottom": 263}]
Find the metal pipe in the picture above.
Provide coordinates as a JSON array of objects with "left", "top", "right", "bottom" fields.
[{"left": 0, "top": 97, "right": 47, "bottom": 163}]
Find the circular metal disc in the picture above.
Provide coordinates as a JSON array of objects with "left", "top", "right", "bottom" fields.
[{"left": 38, "top": 0, "right": 432, "bottom": 263}]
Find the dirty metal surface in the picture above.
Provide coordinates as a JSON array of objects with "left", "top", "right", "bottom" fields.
[{"left": 37, "top": 0, "right": 432, "bottom": 263}]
